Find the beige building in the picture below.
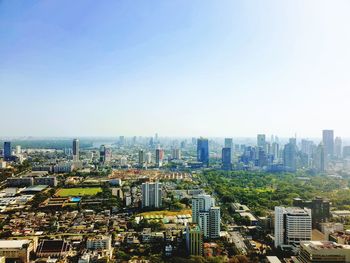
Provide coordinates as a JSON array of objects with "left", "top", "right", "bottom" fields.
[
  {"left": 293, "top": 241, "right": 350, "bottom": 263},
  {"left": 0, "top": 240, "right": 34, "bottom": 263}
]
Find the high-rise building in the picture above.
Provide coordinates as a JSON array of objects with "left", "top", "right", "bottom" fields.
[
  {"left": 145, "top": 152, "right": 152, "bottom": 164},
  {"left": 322, "top": 130, "right": 334, "bottom": 158},
  {"left": 197, "top": 138, "right": 209, "bottom": 167},
  {"left": 271, "top": 142, "right": 280, "bottom": 160},
  {"left": 209, "top": 207, "right": 221, "bottom": 239},
  {"left": 99, "top": 145, "right": 111, "bottom": 163},
  {"left": 15, "top": 145, "right": 21, "bottom": 156},
  {"left": 192, "top": 194, "right": 215, "bottom": 224},
  {"left": 343, "top": 146, "right": 350, "bottom": 159},
  {"left": 293, "top": 197, "right": 330, "bottom": 228},
  {"left": 274, "top": 207, "right": 312, "bottom": 248},
  {"left": 222, "top": 147, "right": 232, "bottom": 170},
  {"left": 139, "top": 150, "right": 145, "bottom": 166},
  {"left": 3, "top": 142, "right": 11, "bottom": 161},
  {"left": 283, "top": 139, "right": 297, "bottom": 172},
  {"left": 301, "top": 140, "right": 313, "bottom": 156},
  {"left": 156, "top": 149, "right": 164, "bottom": 167},
  {"left": 73, "top": 139, "right": 79, "bottom": 162},
  {"left": 172, "top": 148, "right": 181, "bottom": 160},
  {"left": 224, "top": 138, "right": 233, "bottom": 149},
  {"left": 141, "top": 182, "right": 162, "bottom": 208},
  {"left": 192, "top": 194, "right": 220, "bottom": 239},
  {"left": 314, "top": 143, "right": 325, "bottom": 172},
  {"left": 257, "top": 134, "right": 266, "bottom": 151},
  {"left": 186, "top": 224, "right": 203, "bottom": 256},
  {"left": 335, "top": 137, "right": 342, "bottom": 159}
]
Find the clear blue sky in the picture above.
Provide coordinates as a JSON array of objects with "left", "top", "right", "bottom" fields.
[{"left": 1, "top": 0, "right": 350, "bottom": 138}]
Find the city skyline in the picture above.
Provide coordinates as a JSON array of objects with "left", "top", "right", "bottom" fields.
[{"left": 2, "top": 0, "right": 350, "bottom": 137}]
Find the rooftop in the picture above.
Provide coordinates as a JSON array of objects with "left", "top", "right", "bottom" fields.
[{"left": 0, "top": 240, "right": 31, "bottom": 249}]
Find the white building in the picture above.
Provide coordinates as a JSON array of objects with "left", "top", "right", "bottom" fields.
[
  {"left": 141, "top": 182, "right": 162, "bottom": 208},
  {"left": 275, "top": 207, "right": 312, "bottom": 248},
  {"left": 192, "top": 194, "right": 220, "bottom": 239}
]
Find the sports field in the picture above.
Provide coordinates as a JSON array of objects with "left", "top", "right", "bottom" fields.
[{"left": 56, "top": 187, "right": 102, "bottom": 197}]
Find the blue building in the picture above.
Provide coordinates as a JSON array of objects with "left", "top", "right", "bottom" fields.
[
  {"left": 197, "top": 138, "right": 209, "bottom": 167},
  {"left": 222, "top": 147, "right": 232, "bottom": 170},
  {"left": 4, "top": 142, "right": 12, "bottom": 161}
]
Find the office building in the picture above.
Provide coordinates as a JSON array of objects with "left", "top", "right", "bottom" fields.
[
  {"left": 335, "top": 137, "right": 342, "bottom": 158},
  {"left": 3, "top": 142, "right": 11, "bottom": 161},
  {"left": 344, "top": 146, "right": 350, "bottom": 159},
  {"left": 224, "top": 138, "right": 234, "bottom": 160},
  {"left": 139, "top": 150, "right": 145, "bottom": 166},
  {"left": 7, "top": 177, "right": 34, "bottom": 187},
  {"left": 283, "top": 139, "right": 297, "bottom": 172},
  {"left": 222, "top": 147, "right": 232, "bottom": 170},
  {"left": 142, "top": 182, "right": 162, "bottom": 208},
  {"left": 186, "top": 224, "right": 203, "bottom": 256},
  {"left": 156, "top": 149, "right": 164, "bottom": 167},
  {"left": 272, "top": 142, "right": 280, "bottom": 160},
  {"left": 33, "top": 176, "right": 58, "bottom": 187},
  {"left": 274, "top": 207, "right": 312, "bottom": 248},
  {"left": 257, "top": 134, "right": 266, "bottom": 151},
  {"left": 314, "top": 143, "right": 325, "bottom": 172},
  {"left": 99, "top": 145, "right": 112, "bottom": 163},
  {"left": 322, "top": 130, "right": 334, "bottom": 158},
  {"left": 197, "top": 138, "right": 209, "bottom": 167},
  {"left": 73, "top": 139, "right": 79, "bottom": 161},
  {"left": 293, "top": 241, "right": 350, "bottom": 263},
  {"left": 172, "top": 148, "right": 181, "bottom": 160},
  {"left": 293, "top": 197, "right": 330, "bottom": 228}
]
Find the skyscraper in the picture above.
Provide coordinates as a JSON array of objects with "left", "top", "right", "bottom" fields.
[
  {"left": 197, "top": 138, "right": 209, "bottom": 167},
  {"left": 141, "top": 182, "right": 162, "bottom": 208},
  {"left": 222, "top": 147, "right": 232, "bottom": 170},
  {"left": 283, "top": 139, "right": 297, "bottom": 172},
  {"left": 99, "top": 145, "right": 111, "bottom": 163},
  {"left": 139, "top": 150, "right": 145, "bottom": 166},
  {"left": 322, "top": 130, "right": 334, "bottom": 158},
  {"left": 335, "top": 137, "right": 342, "bottom": 159},
  {"left": 3, "top": 142, "right": 11, "bottom": 161},
  {"left": 156, "top": 149, "right": 164, "bottom": 167},
  {"left": 224, "top": 138, "right": 233, "bottom": 149},
  {"left": 72, "top": 139, "right": 79, "bottom": 162},
  {"left": 274, "top": 207, "right": 312, "bottom": 248},
  {"left": 257, "top": 134, "right": 266, "bottom": 151},
  {"left": 314, "top": 143, "right": 325, "bottom": 172}
]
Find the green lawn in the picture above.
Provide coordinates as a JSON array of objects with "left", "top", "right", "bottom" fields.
[{"left": 57, "top": 187, "right": 102, "bottom": 197}]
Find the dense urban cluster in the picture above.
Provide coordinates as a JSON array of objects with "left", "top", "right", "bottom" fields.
[{"left": 0, "top": 131, "right": 350, "bottom": 263}]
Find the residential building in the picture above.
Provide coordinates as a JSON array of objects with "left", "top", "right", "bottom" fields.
[
  {"left": 73, "top": 139, "right": 79, "bottom": 161},
  {"left": 142, "top": 182, "right": 162, "bottom": 208},
  {"left": 186, "top": 224, "right": 203, "bottom": 256},
  {"left": 192, "top": 194, "right": 220, "bottom": 239},
  {"left": 86, "top": 235, "right": 112, "bottom": 250}
]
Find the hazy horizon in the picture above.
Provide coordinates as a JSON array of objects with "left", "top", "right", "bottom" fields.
[{"left": 1, "top": 0, "right": 350, "bottom": 137}]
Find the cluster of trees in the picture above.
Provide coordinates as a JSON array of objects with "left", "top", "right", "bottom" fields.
[{"left": 200, "top": 170, "right": 350, "bottom": 219}]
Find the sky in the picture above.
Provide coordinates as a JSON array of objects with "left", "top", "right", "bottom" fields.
[{"left": 1, "top": 0, "right": 350, "bottom": 138}]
